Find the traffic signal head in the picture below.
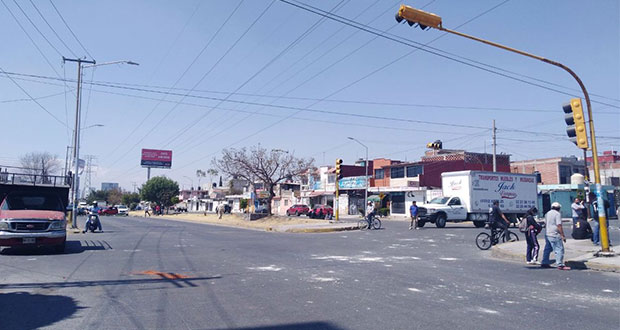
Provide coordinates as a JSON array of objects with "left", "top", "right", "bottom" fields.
[
  {"left": 335, "top": 159, "right": 343, "bottom": 179},
  {"left": 563, "top": 98, "right": 588, "bottom": 149},
  {"left": 395, "top": 5, "right": 442, "bottom": 30},
  {"left": 426, "top": 140, "right": 442, "bottom": 150}
]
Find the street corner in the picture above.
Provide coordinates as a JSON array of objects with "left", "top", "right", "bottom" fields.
[{"left": 490, "top": 241, "right": 525, "bottom": 263}]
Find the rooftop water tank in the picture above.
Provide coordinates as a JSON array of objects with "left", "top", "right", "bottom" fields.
[{"left": 571, "top": 173, "right": 585, "bottom": 185}]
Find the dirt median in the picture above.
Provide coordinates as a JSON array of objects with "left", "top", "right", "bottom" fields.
[{"left": 129, "top": 211, "right": 330, "bottom": 231}]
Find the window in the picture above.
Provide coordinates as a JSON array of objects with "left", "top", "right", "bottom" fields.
[
  {"left": 392, "top": 192, "right": 405, "bottom": 214},
  {"left": 406, "top": 165, "right": 423, "bottom": 177},
  {"left": 448, "top": 198, "right": 461, "bottom": 206},
  {"left": 2, "top": 192, "right": 63, "bottom": 211},
  {"left": 327, "top": 174, "right": 335, "bottom": 183},
  {"left": 375, "top": 169, "right": 384, "bottom": 179},
  {"left": 284, "top": 200, "right": 289, "bottom": 206},
  {"left": 559, "top": 165, "right": 572, "bottom": 184},
  {"left": 390, "top": 167, "right": 404, "bottom": 178}
]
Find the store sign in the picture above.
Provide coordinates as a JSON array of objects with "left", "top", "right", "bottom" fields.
[
  {"left": 338, "top": 176, "right": 368, "bottom": 189},
  {"left": 141, "top": 149, "right": 172, "bottom": 168}
]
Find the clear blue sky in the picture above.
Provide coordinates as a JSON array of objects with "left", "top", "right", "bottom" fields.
[{"left": 1, "top": 0, "right": 618, "bottom": 190}]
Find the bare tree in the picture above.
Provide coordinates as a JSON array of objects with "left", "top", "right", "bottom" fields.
[
  {"left": 19, "top": 152, "right": 60, "bottom": 177},
  {"left": 206, "top": 168, "right": 218, "bottom": 189},
  {"left": 196, "top": 169, "right": 206, "bottom": 188},
  {"left": 213, "top": 145, "right": 314, "bottom": 215}
]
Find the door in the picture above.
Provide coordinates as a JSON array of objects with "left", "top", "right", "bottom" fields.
[
  {"left": 447, "top": 197, "right": 467, "bottom": 220},
  {"left": 542, "top": 194, "right": 551, "bottom": 215}
]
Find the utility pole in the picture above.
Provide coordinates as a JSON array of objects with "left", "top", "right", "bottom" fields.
[
  {"left": 492, "top": 119, "right": 497, "bottom": 172},
  {"left": 82, "top": 155, "right": 96, "bottom": 198},
  {"left": 64, "top": 57, "right": 95, "bottom": 229}
]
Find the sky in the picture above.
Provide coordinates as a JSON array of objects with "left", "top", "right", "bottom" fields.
[{"left": 1, "top": 0, "right": 618, "bottom": 191}]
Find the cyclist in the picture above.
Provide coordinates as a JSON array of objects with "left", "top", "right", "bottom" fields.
[
  {"left": 489, "top": 200, "right": 511, "bottom": 242},
  {"left": 366, "top": 201, "right": 375, "bottom": 227}
]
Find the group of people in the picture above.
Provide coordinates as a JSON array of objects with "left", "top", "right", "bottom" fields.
[
  {"left": 522, "top": 196, "right": 613, "bottom": 271},
  {"left": 144, "top": 204, "right": 163, "bottom": 217},
  {"left": 570, "top": 197, "right": 610, "bottom": 246}
]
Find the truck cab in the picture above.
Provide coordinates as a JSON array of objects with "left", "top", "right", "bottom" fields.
[
  {"left": 418, "top": 196, "right": 468, "bottom": 228},
  {"left": 0, "top": 171, "right": 70, "bottom": 253}
]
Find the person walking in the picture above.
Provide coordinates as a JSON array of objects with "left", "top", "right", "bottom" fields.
[
  {"left": 571, "top": 198, "right": 585, "bottom": 225},
  {"left": 541, "top": 202, "right": 570, "bottom": 270},
  {"left": 409, "top": 201, "right": 419, "bottom": 230},
  {"left": 218, "top": 204, "right": 224, "bottom": 219},
  {"left": 524, "top": 207, "right": 542, "bottom": 265},
  {"left": 144, "top": 205, "right": 151, "bottom": 217}
]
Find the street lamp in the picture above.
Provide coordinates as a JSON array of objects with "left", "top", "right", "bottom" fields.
[
  {"left": 348, "top": 137, "right": 369, "bottom": 216},
  {"left": 395, "top": 4, "right": 611, "bottom": 253},
  {"left": 64, "top": 57, "right": 138, "bottom": 229},
  {"left": 81, "top": 123, "right": 104, "bottom": 130}
]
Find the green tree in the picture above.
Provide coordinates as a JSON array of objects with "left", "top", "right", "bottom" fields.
[
  {"left": 107, "top": 189, "right": 123, "bottom": 206},
  {"left": 87, "top": 190, "right": 109, "bottom": 204},
  {"left": 121, "top": 192, "right": 141, "bottom": 206},
  {"left": 140, "top": 177, "right": 180, "bottom": 208}
]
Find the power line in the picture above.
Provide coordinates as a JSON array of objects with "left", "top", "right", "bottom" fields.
[
  {"left": 28, "top": 0, "right": 78, "bottom": 57},
  {"left": 279, "top": 0, "right": 620, "bottom": 109},
  {"left": 105, "top": 0, "right": 246, "bottom": 164},
  {"left": 11, "top": 0, "right": 64, "bottom": 56},
  {"left": 48, "top": 0, "right": 93, "bottom": 59},
  {"left": 0, "top": 66, "right": 67, "bottom": 127}
]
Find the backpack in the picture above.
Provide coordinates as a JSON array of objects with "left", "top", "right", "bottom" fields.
[{"left": 518, "top": 217, "right": 528, "bottom": 233}]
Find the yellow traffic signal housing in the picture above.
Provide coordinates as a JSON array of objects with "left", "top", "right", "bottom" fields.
[
  {"left": 426, "top": 140, "right": 442, "bottom": 150},
  {"left": 395, "top": 5, "right": 442, "bottom": 30},
  {"left": 563, "top": 98, "right": 588, "bottom": 149},
  {"left": 335, "top": 159, "right": 343, "bottom": 179}
]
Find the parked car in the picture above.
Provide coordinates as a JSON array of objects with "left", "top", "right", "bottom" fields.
[
  {"left": 308, "top": 205, "right": 333, "bottom": 219},
  {"left": 255, "top": 205, "right": 268, "bottom": 214},
  {"left": 99, "top": 206, "right": 118, "bottom": 216},
  {"left": 115, "top": 205, "right": 129, "bottom": 216},
  {"left": 286, "top": 204, "right": 310, "bottom": 216}
]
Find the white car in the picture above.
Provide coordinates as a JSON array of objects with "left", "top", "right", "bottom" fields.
[{"left": 115, "top": 205, "right": 129, "bottom": 216}]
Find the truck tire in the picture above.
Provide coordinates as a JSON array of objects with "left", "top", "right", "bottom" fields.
[
  {"left": 435, "top": 214, "right": 447, "bottom": 228},
  {"left": 473, "top": 221, "right": 486, "bottom": 228},
  {"left": 417, "top": 220, "right": 425, "bottom": 228}
]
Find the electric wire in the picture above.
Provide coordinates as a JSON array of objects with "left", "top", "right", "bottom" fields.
[
  {"left": 28, "top": 0, "right": 78, "bottom": 57},
  {"left": 48, "top": 0, "right": 93, "bottom": 59},
  {"left": 279, "top": 0, "right": 620, "bottom": 109},
  {"left": 11, "top": 0, "right": 63, "bottom": 56}
]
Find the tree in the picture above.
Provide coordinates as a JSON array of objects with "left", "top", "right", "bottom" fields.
[
  {"left": 107, "top": 189, "right": 123, "bottom": 206},
  {"left": 206, "top": 169, "right": 218, "bottom": 190},
  {"left": 121, "top": 192, "right": 141, "bottom": 206},
  {"left": 213, "top": 145, "right": 314, "bottom": 215},
  {"left": 87, "top": 190, "right": 109, "bottom": 204},
  {"left": 196, "top": 169, "right": 206, "bottom": 188},
  {"left": 140, "top": 176, "right": 180, "bottom": 208},
  {"left": 19, "top": 152, "right": 60, "bottom": 177}
]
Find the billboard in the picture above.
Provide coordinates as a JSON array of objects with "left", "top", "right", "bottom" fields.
[{"left": 141, "top": 149, "right": 172, "bottom": 168}]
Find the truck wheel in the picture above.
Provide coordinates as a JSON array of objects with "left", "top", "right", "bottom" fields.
[
  {"left": 435, "top": 215, "right": 447, "bottom": 228},
  {"left": 417, "top": 221, "right": 425, "bottom": 228},
  {"left": 473, "top": 221, "right": 486, "bottom": 228}
]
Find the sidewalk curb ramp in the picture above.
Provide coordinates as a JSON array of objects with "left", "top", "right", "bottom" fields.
[{"left": 492, "top": 241, "right": 619, "bottom": 273}]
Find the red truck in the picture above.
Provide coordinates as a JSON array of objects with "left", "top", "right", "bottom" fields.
[{"left": 0, "top": 171, "right": 70, "bottom": 253}]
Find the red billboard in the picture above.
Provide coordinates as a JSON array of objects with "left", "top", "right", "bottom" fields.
[{"left": 141, "top": 149, "right": 172, "bottom": 168}]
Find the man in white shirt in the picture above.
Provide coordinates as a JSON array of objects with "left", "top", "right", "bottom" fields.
[
  {"left": 571, "top": 198, "right": 585, "bottom": 224},
  {"left": 541, "top": 202, "right": 570, "bottom": 270}
]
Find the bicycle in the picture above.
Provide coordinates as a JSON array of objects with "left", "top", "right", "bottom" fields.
[
  {"left": 475, "top": 223, "right": 519, "bottom": 250},
  {"left": 358, "top": 215, "right": 382, "bottom": 230}
]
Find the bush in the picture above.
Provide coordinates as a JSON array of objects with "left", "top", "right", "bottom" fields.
[
  {"left": 378, "top": 208, "right": 390, "bottom": 217},
  {"left": 240, "top": 198, "right": 248, "bottom": 210}
]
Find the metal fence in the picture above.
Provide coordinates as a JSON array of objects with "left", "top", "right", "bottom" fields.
[{"left": 0, "top": 171, "right": 71, "bottom": 187}]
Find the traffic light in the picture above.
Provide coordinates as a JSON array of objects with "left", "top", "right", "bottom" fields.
[
  {"left": 395, "top": 5, "right": 442, "bottom": 30},
  {"left": 426, "top": 140, "right": 442, "bottom": 150},
  {"left": 563, "top": 98, "right": 589, "bottom": 149},
  {"left": 335, "top": 159, "right": 343, "bottom": 180}
]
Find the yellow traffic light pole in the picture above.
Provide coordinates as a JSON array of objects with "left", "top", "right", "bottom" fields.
[{"left": 396, "top": 5, "right": 611, "bottom": 253}]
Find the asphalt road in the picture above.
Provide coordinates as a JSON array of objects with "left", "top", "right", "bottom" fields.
[{"left": 1, "top": 216, "right": 619, "bottom": 330}]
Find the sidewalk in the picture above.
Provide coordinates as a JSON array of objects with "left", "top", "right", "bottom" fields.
[
  {"left": 492, "top": 237, "right": 619, "bottom": 272},
  {"left": 268, "top": 221, "right": 359, "bottom": 233}
]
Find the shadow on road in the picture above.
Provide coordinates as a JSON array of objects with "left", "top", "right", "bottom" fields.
[
  {"left": 219, "top": 322, "right": 344, "bottom": 330},
  {"left": 0, "top": 275, "right": 222, "bottom": 290},
  {"left": 0, "top": 291, "right": 83, "bottom": 330},
  {"left": 0, "top": 240, "right": 112, "bottom": 255}
]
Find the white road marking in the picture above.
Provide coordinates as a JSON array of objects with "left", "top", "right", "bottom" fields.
[
  {"left": 248, "top": 265, "right": 282, "bottom": 271},
  {"left": 478, "top": 307, "right": 499, "bottom": 314},
  {"left": 439, "top": 257, "right": 459, "bottom": 261},
  {"left": 602, "top": 289, "right": 614, "bottom": 293},
  {"left": 408, "top": 288, "right": 422, "bottom": 292}
]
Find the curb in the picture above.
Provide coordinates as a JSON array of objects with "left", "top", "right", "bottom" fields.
[
  {"left": 270, "top": 225, "right": 360, "bottom": 233},
  {"left": 491, "top": 242, "right": 619, "bottom": 273}
]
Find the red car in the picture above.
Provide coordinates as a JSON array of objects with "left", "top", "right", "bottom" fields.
[
  {"left": 286, "top": 204, "right": 310, "bottom": 216},
  {"left": 307, "top": 205, "right": 333, "bottom": 219},
  {"left": 98, "top": 206, "right": 118, "bottom": 216}
]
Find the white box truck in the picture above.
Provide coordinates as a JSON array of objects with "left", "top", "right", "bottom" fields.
[{"left": 417, "top": 171, "right": 537, "bottom": 228}]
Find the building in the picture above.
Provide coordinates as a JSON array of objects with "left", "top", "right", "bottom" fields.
[
  {"left": 587, "top": 150, "right": 620, "bottom": 186},
  {"left": 511, "top": 156, "right": 586, "bottom": 185},
  {"left": 369, "top": 150, "right": 510, "bottom": 217},
  {"left": 101, "top": 182, "right": 119, "bottom": 191}
]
